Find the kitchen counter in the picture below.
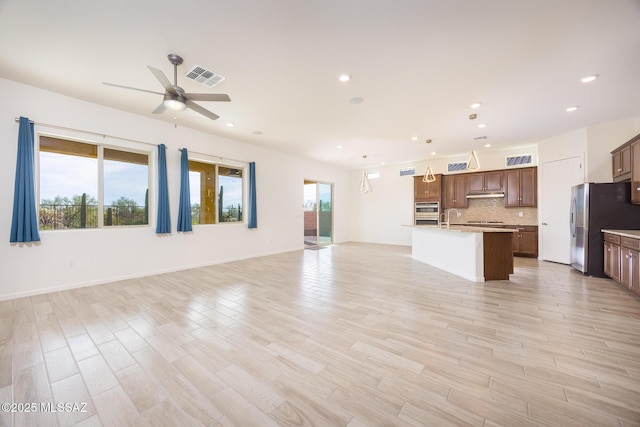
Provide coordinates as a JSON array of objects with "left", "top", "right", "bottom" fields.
[
  {"left": 415, "top": 225, "right": 516, "bottom": 233},
  {"left": 601, "top": 229, "right": 640, "bottom": 239},
  {"left": 412, "top": 226, "right": 515, "bottom": 282}
]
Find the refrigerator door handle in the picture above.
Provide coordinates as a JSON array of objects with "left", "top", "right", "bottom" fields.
[{"left": 570, "top": 198, "right": 577, "bottom": 237}]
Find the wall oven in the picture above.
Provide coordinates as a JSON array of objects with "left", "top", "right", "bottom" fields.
[{"left": 415, "top": 202, "right": 440, "bottom": 226}]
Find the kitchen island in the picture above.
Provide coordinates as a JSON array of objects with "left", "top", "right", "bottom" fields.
[{"left": 412, "top": 225, "right": 516, "bottom": 282}]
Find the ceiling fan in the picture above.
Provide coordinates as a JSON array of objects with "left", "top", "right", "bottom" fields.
[{"left": 103, "top": 54, "right": 230, "bottom": 121}]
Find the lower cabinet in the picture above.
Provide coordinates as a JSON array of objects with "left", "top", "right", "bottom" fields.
[
  {"left": 604, "top": 232, "right": 640, "bottom": 297},
  {"left": 511, "top": 226, "right": 538, "bottom": 257}
]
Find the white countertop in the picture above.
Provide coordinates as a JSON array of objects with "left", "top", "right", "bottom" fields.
[
  {"left": 602, "top": 229, "right": 640, "bottom": 239},
  {"left": 413, "top": 225, "right": 516, "bottom": 233}
]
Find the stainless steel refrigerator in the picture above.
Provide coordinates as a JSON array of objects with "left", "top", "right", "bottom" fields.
[{"left": 570, "top": 182, "right": 640, "bottom": 277}]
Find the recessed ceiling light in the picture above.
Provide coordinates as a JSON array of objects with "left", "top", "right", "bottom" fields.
[
  {"left": 431, "top": 152, "right": 437, "bottom": 155},
  {"left": 478, "top": 123, "right": 487, "bottom": 128},
  {"left": 566, "top": 106, "right": 579, "bottom": 112},
  {"left": 336, "top": 145, "right": 343, "bottom": 149},
  {"left": 470, "top": 102, "right": 482, "bottom": 109},
  {"left": 338, "top": 74, "right": 351, "bottom": 82},
  {"left": 253, "top": 130, "right": 263, "bottom": 135},
  {"left": 484, "top": 143, "right": 491, "bottom": 148},
  {"left": 581, "top": 74, "right": 599, "bottom": 83},
  {"left": 349, "top": 97, "right": 364, "bottom": 104},
  {"left": 411, "top": 136, "right": 418, "bottom": 141},
  {"left": 226, "top": 122, "right": 235, "bottom": 127}
]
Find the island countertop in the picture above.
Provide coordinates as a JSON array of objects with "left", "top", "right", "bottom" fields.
[
  {"left": 412, "top": 226, "right": 514, "bottom": 282},
  {"left": 412, "top": 225, "right": 517, "bottom": 233}
]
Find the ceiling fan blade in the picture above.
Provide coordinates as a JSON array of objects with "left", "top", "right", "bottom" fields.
[
  {"left": 185, "top": 93, "right": 231, "bottom": 102},
  {"left": 103, "top": 82, "right": 164, "bottom": 96},
  {"left": 147, "top": 66, "right": 176, "bottom": 94},
  {"left": 186, "top": 100, "right": 219, "bottom": 121},
  {"left": 152, "top": 103, "right": 166, "bottom": 114}
]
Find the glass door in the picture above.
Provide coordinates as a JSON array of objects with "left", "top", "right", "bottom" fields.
[
  {"left": 318, "top": 182, "right": 333, "bottom": 245},
  {"left": 303, "top": 180, "right": 333, "bottom": 247},
  {"left": 303, "top": 181, "right": 318, "bottom": 246}
]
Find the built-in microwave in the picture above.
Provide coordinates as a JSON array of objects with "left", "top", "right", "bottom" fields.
[{"left": 415, "top": 202, "right": 440, "bottom": 226}]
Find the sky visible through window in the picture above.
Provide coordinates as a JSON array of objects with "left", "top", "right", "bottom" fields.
[{"left": 40, "top": 152, "right": 148, "bottom": 205}]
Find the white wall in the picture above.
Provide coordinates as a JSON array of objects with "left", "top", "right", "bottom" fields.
[{"left": 0, "top": 78, "right": 351, "bottom": 300}]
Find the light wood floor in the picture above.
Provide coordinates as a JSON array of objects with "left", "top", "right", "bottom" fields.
[{"left": 1, "top": 243, "right": 640, "bottom": 427}]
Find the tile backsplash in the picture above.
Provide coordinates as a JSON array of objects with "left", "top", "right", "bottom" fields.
[{"left": 447, "top": 197, "right": 537, "bottom": 225}]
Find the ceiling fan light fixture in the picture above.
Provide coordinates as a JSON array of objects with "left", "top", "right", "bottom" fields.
[{"left": 163, "top": 93, "right": 187, "bottom": 111}]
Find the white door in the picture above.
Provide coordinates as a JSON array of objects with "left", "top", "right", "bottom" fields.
[{"left": 541, "top": 156, "right": 584, "bottom": 263}]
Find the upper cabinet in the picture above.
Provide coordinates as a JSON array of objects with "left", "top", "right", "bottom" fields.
[
  {"left": 612, "top": 132, "right": 640, "bottom": 204},
  {"left": 612, "top": 143, "right": 632, "bottom": 182},
  {"left": 632, "top": 138, "right": 640, "bottom": 204},
  {"left": 442, "top": 174, "right": 468, "bottom": 209},
  {"left": 414, "top": 174, "right": 442, "bottom": 202},
  {"left": 504, "top": 167, "right": 537, "bottom": 207},
  {"left": 466, "top": 171, "right": 503, "bottom": 194}
]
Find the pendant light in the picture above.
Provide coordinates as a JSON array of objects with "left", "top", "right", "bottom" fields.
[
  {"left": 421, "top": 139, "right": 436, "bottom": 182},
  {"left": 422, "top": 165, "right": 436, "bottom": 183},
  {"left": 359, "top": 155, "right": 373, "bottom": 194},
  {"left": 466, "top": 113, "right": 481, "bottom": 171},
  {"left": 466, "top": 150, "right": 480, "bottom": 171}
]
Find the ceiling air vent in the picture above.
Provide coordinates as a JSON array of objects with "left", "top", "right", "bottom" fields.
[
  {"left": 448, "top": 161, "right": 468, "bottom": 172},
  {"left": 506, "top": 154, "right": 533, "bottom": 167},
  {"left": 184, "top": 65, "right": 226, "bottom": 88}
]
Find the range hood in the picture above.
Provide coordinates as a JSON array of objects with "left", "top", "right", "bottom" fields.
[{"left": 466, "top": 192, "right": 505, "bottom": 199}]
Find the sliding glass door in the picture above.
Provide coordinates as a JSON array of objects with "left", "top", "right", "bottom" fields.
[
  {"left": 318, "top": 182, "right": 333, "bottom": 245},
  {"left": 303, "top": 180, "right": 333, "bottom": 247}
]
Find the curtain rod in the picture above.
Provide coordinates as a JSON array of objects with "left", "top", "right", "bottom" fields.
[
  {"left": 178, "top": 148, "right": 248, "bottom": 165},
  {"left": 14, "top": 116, "right": 158, "bottom": 148}
]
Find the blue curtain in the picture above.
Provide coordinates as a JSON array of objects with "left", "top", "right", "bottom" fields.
[
  {"left": 177, "top": 148, "right": 192, "bottom": 232},
  {"left": 10, "top": 117, "right": 40, "bottom": 243},
  {"left": 248, "top": 161, "right": 257, "bottom": 229},
  {"left": 156, "top": 144, "right": 171, "bottom": 234}
]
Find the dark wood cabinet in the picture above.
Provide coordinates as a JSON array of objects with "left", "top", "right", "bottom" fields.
[
  {"left": 466, "top": 171, "right": 503, "bottom": 193},
  {"left": 442, "top": 174, "right": 468, "bottom": 209},
  {"left": 505, "top": 167, "right": 536, "bottom": 207},
  {"left": 414, "top": 174, "right": 441, "bottom": 202},
  {"left": 511, "top": 225, "right": 538, "bottom": 257},
  {"left": 620, "top": 236, "right": 640, "bottom": 295},
  {"left": 631, "top": 139, "right": 640, "bottom": 203},
  {"left": 612, "top": 143, "right": 632, "bottom": 182},
  {"left": 604, "top": 233, "right": 622, "bottom": 284}
]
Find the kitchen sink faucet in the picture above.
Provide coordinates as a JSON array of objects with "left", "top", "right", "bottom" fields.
[{"left": 444, "top": 208, "right": 461, "bottom": 229}]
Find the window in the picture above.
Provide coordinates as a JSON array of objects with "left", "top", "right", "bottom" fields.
[
  {"left": 38, "top": 135, "right": 149, "bottom": 230},
  {"left": 188, "top": 160, "right": 244, "bottom": 225},
  {"left": 447, "top": 161, "right": 468, "bottom": 172},
  {"left": 399, "top": 167, "right": 415, "bottom": 176},
  {"left": 367, "top": 171, "right": 381, "bottom": 180},
  {"left": 506, "top": 154, "right": 533, "bottom": 167}
]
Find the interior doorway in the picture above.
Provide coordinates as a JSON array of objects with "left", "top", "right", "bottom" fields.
[
  {"left": 303, "top": 180, "right": 333, "bottom": 247},
  {"left": 540, "top": 155, "right": 584, "bottom": 263}
]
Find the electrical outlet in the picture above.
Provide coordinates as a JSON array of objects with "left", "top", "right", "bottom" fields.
[{"left": 518, "top": 211, "right": 524, "bottom": 217}]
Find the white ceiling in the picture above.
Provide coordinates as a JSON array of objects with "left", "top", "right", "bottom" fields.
[{"left": 1, "top": 0, "right": 639, "bottom": 169}]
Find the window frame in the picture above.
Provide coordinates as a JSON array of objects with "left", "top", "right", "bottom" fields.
[
  {"left": 36, "top": 131, "right": 153, "bottom": 231},
  {"left": 187, "top": 154, "right": 247, "bottom": 226}
]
